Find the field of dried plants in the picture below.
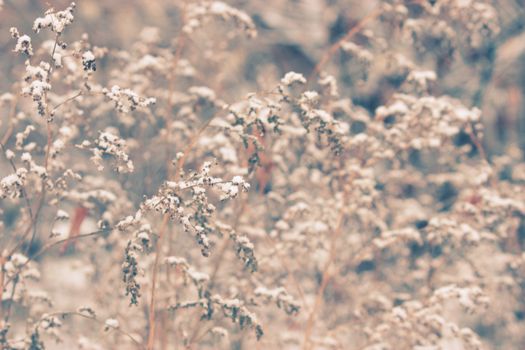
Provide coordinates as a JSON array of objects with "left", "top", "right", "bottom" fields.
[{"left": 1, "top": 0, "right": 525, "bottom": 349}]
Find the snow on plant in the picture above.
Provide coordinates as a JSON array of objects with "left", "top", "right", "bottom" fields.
[{"left": 0, "top": 0, "right": 524, "bottom": 349}]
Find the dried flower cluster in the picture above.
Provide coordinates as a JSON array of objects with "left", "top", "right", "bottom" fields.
[{"left": 1, "top": 0, "right": 525, "bottom": 349}]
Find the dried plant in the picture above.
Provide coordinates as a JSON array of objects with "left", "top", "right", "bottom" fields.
[{"left": 1, "top": 0, "right": 525, "bottom": 349}]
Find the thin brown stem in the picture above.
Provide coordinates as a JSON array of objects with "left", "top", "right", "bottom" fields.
[
  {"left": 146, "top": 214, "right": 170, "bottom": 350},
  {"left": 51, "top": 90, "right": 83, "bottom": 112},
  {"left": 3, "top": 276, "right": 19, "bottom": 323},
  {"left": 35, "top": 311, "right": 145, "bottom": 349},
  {"left": 307, "top": 7, "right": 383, "bottom": 84},
  {"left": 147, "top": 101, "right": 221, "bottom": 350},
  {"left": 3, "top": 228, "right": 110, "bottom": 288},
  {"left": 147, "top": 3, "right": 189, "bottom": 346},
  {"left": 23, "top": 32, "right": 59, "bottom": 256},
  {"left": 303, "top": 165, "right": 350, "bottom": 350},
  {"left": 0, "top": 257, "right": 4, "bottom": 319}
]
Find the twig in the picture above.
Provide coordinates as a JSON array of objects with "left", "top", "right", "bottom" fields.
[
  {"left": 34, "top": 311, "right": 145, "bottom": 349},
  {"left": 307, "top": 6, "right": 383, "bottom": 84},
  {"left": 26, "top": 33, "right": 60, "bottom": 256},
  {"left": 302, "top": 163, "right": 350, "bottom": 350},
  {"left": 3, "top": 228, "right": 110, "bottom": 288},
  {"left": 3, "top": 276, "right": 18, "bottom": 324},
  {"left": 51, "top": 90, "right": 83, "bottom": 112}
]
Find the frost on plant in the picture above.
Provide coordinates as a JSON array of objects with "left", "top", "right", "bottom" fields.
[{"left": 1, "top": 0, "right": 525, "bottom": 349}]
